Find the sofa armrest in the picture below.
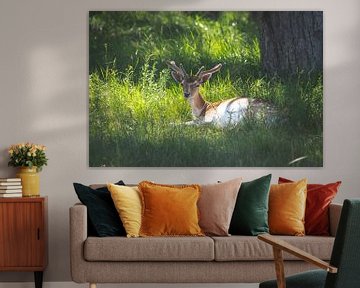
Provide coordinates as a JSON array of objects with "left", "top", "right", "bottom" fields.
[
  {"left": 329, "top": 203, "right": 342, "bottom": 237},
  {"left": 69, "top": 203, "right": 88, "bottom": 283}
]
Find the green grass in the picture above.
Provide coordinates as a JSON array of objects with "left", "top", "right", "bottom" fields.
[{"left": 89, "top": 11, "right": 323, "bottom": 167}]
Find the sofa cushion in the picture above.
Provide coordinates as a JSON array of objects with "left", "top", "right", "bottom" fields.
[
  {"left": 212, "top": 235, "right": 334, "bottom": 261},
  {"left": 139, "top": 181, "right": 203, "bottom": 237},
  {"left": 198, "top": 178, "right": 242, "bottom": 236},
  {"left": 269, "top": 179, "right": 307, "bottom": 236},
  {"left": 73, "top": 181, "right": 126, "bottom": 237},
  {"left": 229, "top": 174, "right": 271, "bottom": 236},
  {"left": 279, "top": 177, "right": 341, "bottom": 236},
  {"left": 84, "top": 236, "right": 214, "bottom": 261},
  {"left": 107, "top": 184, "right": 142, "bottom": 238}
]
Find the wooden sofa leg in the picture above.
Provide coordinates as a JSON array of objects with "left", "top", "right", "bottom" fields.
[{"left": 89, "top": 283, "right": 97, "bottom": 288}]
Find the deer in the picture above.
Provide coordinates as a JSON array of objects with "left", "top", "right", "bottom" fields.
[{"left": 167, "top": 60, "right": 276, "bottom": 127}]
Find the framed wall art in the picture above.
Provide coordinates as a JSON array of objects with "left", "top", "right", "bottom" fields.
[{"left": 89, "top": 11, "right": 323, "bottom": 167}]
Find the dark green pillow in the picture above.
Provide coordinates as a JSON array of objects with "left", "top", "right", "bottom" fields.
[
  {"left": 73, "top": 181, "right": 126, "bottom": 237},
  {"left": 229, "top": 174, "right": 271, "bottom": 236}
]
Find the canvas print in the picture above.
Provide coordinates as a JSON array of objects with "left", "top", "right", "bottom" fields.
[{"left": 89, "top": 11, "right": 323, "bottom": 167}]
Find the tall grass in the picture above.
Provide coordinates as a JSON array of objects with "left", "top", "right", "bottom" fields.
[{"left": 89, "top": 11, "right": 323, "bottom": 167}]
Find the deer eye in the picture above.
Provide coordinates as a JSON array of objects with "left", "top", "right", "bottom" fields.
[{"left": 191, "top": 83, "right": 200, "bottom": 88}]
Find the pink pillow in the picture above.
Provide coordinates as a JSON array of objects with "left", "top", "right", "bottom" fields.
[{"left": 198, "top": 178, "right": 242, "bottom": 236}]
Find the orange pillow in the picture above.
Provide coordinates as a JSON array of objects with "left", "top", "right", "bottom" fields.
[
  {"left": 138, "top": 181, "right": 204, "bottom": 237},
  {"left": 269, "top": 179, "right": 307, "bottom": 236},
  {"left": 278, "top": 177, "right": 341, "bottom": 236}
]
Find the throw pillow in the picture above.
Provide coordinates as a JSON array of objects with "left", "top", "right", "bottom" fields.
[
  {"left": 269, "top": 179, "right": 307, "bottom": 236},
  {"left": 107, "top": 183, "right": 142, "bottom": 238},
  {"left": 138, "top": 181, "right": 203, "bottom": 237},
  {"left": 198, "top": 177, "right": 242, "bottom": 236},
  {"left": 279, "top": 177, "right": 341, "bottom": 236},
  {"left": 229, "top": 174, "right": 272, "bottom": 236},
  {"left": 73, "top": 181, "right": 126, "bottom": 237}
]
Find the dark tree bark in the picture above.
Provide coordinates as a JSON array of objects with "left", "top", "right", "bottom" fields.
[{"left": 254, "top": 11, "right": 323, "bottom": 76}]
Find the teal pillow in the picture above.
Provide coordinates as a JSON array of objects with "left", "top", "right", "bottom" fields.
[{"left": 229, "top": 174, "right": 271, "bottom": 236}]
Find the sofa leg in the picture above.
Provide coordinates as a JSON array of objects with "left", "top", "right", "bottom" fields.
[{"left": 89, "top": 283, "right": 96, "bottom": 288}]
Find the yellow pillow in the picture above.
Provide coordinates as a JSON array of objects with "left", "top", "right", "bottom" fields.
[
  {"left": 269, "top": 179, "right": 307, "bottom": 236},
  {"left": 138, "top": 181, "right": 204, "bottom": 237},
  {"left": 107, "top": 183, "right": 142, "bottom": 238}
]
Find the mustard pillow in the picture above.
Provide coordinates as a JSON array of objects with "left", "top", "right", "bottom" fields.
[
  {"left": 138, "top": 181, "right": 204, "bottom": 237},
  {"left": 269, "top": 179, "right": 307, "bottom": 236},
  {"left": 107, "top": 183, "right": 142, "bottom": 238}
]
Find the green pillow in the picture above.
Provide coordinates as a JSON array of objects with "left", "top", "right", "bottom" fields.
[{"left": 229, "top": 174, "right": 272, "bottom": 236}]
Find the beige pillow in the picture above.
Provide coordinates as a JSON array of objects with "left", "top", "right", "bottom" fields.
[{"left": 198, "top": 178, "right": 242, "bottom": 236}]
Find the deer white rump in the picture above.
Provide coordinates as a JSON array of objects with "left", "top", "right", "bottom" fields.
[{"left": 167, "top": 60, "right": 275, "bottom": 128}]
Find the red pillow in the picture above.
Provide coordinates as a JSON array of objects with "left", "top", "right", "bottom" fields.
[{"left": 278, "top": 177, "right": 341, "bottom": 236}]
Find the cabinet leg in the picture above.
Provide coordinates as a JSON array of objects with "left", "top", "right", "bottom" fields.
[{"left": 34, "top": 271, "right": 43, "bottom": 288}]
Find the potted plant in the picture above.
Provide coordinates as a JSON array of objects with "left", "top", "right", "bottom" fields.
[{"left": 8, "top": 142, "right": 48, "bottom": 197}]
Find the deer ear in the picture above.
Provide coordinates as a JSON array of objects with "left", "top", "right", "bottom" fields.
[
  {"left": 199, "top": 73, "right": 213, "bottom": 84},
  {"left": 170, "top": 71, "right": 184, "bottom": 83},
  {"left": 199, "top": 64, "right": 222, "bottom": 83}
]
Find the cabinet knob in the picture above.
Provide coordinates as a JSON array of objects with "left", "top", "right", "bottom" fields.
[{"left": 37, "top": 228, "right": 40, "bottom": 240}]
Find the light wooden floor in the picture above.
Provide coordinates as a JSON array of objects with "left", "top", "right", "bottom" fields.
[{"left": 0, "top": 283, "right": 259, "bottom": 288}]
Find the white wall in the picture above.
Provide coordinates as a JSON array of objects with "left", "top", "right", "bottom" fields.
[{"left": 0, "top": 0, "right": 359, "bottom": 283}]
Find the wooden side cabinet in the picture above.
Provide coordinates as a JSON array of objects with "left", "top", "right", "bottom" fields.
[{"left": 0, "top": 197, "right": 47, "bottom": 288}]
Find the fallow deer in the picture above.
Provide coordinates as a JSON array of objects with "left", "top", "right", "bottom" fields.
[{"left": 167, "top": 60, "right": 276, "bottom": 127}]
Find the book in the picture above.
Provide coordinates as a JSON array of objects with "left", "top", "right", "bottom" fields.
[
  {"left": 0, "top": 182, "right": 22, "bottom": 186},
  {"left": 0, "top": 178, "right": 21, "bottom": 182},
  {"left": 0, "top": 189, "right": 22, "bottom": 193},
  {"left": 0, "top": 186, "right": 22, "bottom": 190},
  {"left": 0, "top": 193, "right": 22, "bottom": 198}
]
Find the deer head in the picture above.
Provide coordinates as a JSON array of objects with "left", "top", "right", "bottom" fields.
[{"left": 166, "top": 60, "right": 222, "bottom": 99}]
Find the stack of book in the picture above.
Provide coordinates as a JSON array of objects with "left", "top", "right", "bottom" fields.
[{"left": 0, "top": 178, "right": 22, "bottom": 197}]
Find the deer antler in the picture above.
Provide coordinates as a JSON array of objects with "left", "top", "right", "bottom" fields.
[
  {"left": 198, "top": 64, "right": 222, "bottom": 76},
  {"left": 167, "top": 61, "right": 184, "bottom": 76},
  {"left": 166, "top": 60, "right": 190, "bottom": 78},
  {"left": 179, "top": 63, "right": 189, "bottom": 78},
  {"left": 195, "top": 66, "right": 205, "bottom": 76}
]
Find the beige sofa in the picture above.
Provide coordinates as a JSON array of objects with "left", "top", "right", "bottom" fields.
[{"left": 70, "top": 202, "right": 342, "bottom": 288}]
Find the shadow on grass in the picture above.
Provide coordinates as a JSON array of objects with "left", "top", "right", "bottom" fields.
[{"left": 89, "top": 122, "right": 322, "bottom": 167}]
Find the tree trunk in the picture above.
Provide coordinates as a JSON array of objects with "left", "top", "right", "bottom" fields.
[{"left": 255, "top": 11, "right": 323, "bottom": 76}]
